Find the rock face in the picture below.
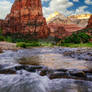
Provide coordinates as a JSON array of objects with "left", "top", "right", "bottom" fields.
[
  {"left": 48, "top": 23, "right": 72, "bottom": 39},
  {"left": 86, "top": 15, "right": 92, "bottom": 41},
  {"left": 47, "top": 12, "right": 86, "bottom": 38},
  {"left": 87, "top": 15, "right": 92, "bottom": 28},
  {"left": 47, "top": 12, "right": 72, "bottom": 24},
  {"left": 1, "top": 0, "right": 49, "bottom": 38},
  {"left": 47, "top": 12, "right": 90, "bottom": 27},
  {"left": 0, "top": 19, "right": 4, "bottom": 28}
]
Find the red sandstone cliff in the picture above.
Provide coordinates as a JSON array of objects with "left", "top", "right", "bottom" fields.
[
  {"left": 48, "top": 23, "right": 72, "bottom": 39},
  {"left": 47, "top": 13, "right": 85, "bottom": 38},
  {"left": 1, "top": 0, "right": 49, "bottom": 38},
  {"left": 87, "top": 15, "right": 92, "bottom": 28}
]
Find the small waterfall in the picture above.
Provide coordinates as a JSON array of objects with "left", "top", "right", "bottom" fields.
[{"left": 0, "top": 70, "right": 50, "bottom": 92}]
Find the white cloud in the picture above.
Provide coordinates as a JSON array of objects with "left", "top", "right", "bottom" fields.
[
  {"left": 73, "top": 6, "right": 90, "bottom": 15},
  {"left": 85, "top": 0, "right": 92, "bottom": 5},
  {"left": 42, "top": 0, "right": 90, "bottom": 17},
  {"left": 0, "top": 0, "right": 12, "bottom": 19},
  {"left": 43, "top": 0, "right": 74, "bottom": 17},
  {"left": 0, "top": 0, "right": 91, "bottom": 19},
  {"left": 73, "top": 0, "right": 79, "bottom": 2}
]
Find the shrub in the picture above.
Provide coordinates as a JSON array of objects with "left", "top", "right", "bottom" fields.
[
  {"left": 16, "top": 42, "right": 27, "bottom": 48},
  {"left": 63, "top": 32, "right": 91, "bottom": 44},
  {"left": 5, "top": 36, "right": 12, "bottom": 42},
  {"left": 78, "top": 32, "right": 91, "bottom": 43},
  {"left": 27, "top": 41, "right": 40, "bottom": 47},
  {"left": 0, "top": 28, "right": 2, "bottom": 36},
  {"left": 0, "top": 36, "right": 5, "bottom": 41}
]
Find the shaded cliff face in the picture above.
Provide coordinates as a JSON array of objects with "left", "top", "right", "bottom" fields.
[
  {"left": 1, "top": 0, "right": 49, "bottom": 38},
  {"left": 48, "top": 23, "right": 72, "bottom": 39},
  {"left": 86, "top": 15, "right": 92, "bottom": 41},
  {"left": 87, "top": 15, "right": 92, "bottom": 28}
]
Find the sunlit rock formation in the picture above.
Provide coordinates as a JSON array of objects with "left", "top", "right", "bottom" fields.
[
  {"left": 69, "top": 14, "right": 92, "bottom": 19},
  {"left": 0, "top": 0, "right": 49, "bottom": 38}
]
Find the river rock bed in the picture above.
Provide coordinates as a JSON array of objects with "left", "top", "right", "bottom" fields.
[
  {"left": 62, "top": 47, "right": 92, "bottom": 61},
  {"left": 0, "top": 47, "right": 92, "bottom": 92},
  {"left": 0, "top": 64, "right": 92, "bottom": 81}
]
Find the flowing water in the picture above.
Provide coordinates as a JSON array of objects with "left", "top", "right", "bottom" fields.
[{"left": 0, "top": 47, "right": 92, "bottom": 92}]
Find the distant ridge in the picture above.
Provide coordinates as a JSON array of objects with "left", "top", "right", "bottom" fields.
[
  {"left": 47, "top": 12, "right": 92, "bottom": 27},
  {"left": 68, "top": 14, "right": 92, "bottom": 19}
]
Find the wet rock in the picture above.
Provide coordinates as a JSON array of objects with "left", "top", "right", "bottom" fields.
[
  {"left": 0, "top": 69, "right": 16, "bottom": 74},
  {"left": 63, "top": 51, "right": 74, "bottom": 56},
  {"left": 69, "top": 70, "right": 86, "bottom": 78},
  {"left": 86, "top": 74, "right": 92, "bottom": 81},
  {"left": 63, "top": 48, "right": 92, "bottom": 61},
  {"left": 48, "top": 72, "right": 68, "bottom": 79},
  {"left": 25, "top": 65, "right": 44, "bottom": 72},
  {"left": 40, "top": 68, "right": 53, "bottom": 76},
  {"left": 55, "top": 69, "right": 68, "bottom": 72}
]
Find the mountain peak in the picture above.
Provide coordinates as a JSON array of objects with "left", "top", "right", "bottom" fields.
[{"left": 46, "top": 11, "right": 65, "bottom": 22}]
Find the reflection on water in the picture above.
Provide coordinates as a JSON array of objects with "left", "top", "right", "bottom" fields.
[{"left": 0, "top": 48, "right": 88, "bottom": 69}]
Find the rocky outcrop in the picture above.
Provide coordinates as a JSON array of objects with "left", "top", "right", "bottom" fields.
[
  {"left": 48, "top": 22, "right": 83, "bottom": 39},
  {"left": 47, "top": 12, "right": 85, "bottom": 39},
  {"left": 47, "top": 12, "right": 90, "bottom": 28},
  {"left": 48, "top": 23, "right": 72, "bottom": 39},
  {"left": 47, "top": 12, "right": 72, "bottom": 24},
  {"left": 1, "top": 0, "right": 49, "bottom": 38},
  {"left": 87, "top": 15, "right": 92, "bottom": 28},
  {"left": 70, "top": 18, "right": 89, "bottom": 27}
]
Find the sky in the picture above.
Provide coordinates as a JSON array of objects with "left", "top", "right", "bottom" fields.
[{"left": 0, "top": 0, "right": 92, "bottom": 19}]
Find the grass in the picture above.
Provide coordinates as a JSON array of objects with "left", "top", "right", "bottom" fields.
[
  {"left": 59, "top": 43, "right": 92, "bottom": 48},
  {"left": 16, "top": 41, "right": 54, "bottom": 48},
  {"left": 16, "top": 41, "right": 92, "bottom": 48}
]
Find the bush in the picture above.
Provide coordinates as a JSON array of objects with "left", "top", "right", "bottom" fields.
[
  {"left": 0, "top": 36, "right": 5, "bottom": 41},
  {"left": 5, "top": 36, "right": 12, "bottom": 42},
  {"left": 0, "top": 28, "right": 2, "bottom": 35},
  {"left": 16, "top": 42, "right": 27, "bottom": 48},
  {"left": 78, "top": 32, "right": 91, "bottom": 43},
  {"left": 27, "top": 42, "right": 40, "bottom": 47},
  {"left": 63, "top": 32, "right": 91, "bottom": 44}
]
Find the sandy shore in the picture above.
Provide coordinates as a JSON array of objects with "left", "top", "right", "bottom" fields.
[{"left": 0, "top": 42, "right": 19, "bottom": 50}]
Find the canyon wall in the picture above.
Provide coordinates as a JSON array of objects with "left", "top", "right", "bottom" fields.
[{"left": 0, "top": 0, "right": 49, "bottom": 38}]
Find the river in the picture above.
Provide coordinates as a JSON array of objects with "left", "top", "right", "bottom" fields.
[{"left": 0, "top": 47, "right": 92, "bottom": 92}]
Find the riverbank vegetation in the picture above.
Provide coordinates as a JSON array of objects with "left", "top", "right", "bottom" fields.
[
  {"left": 0, "top": 28, "right": 92, "bottom": 48},
  {"left": 59, "top": 43, "right": 92, "bottom": 48}
]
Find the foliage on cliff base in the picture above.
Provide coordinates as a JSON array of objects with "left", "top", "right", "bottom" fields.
[{"left": 63, "top": 31, "right": 91, "bottom": 44}]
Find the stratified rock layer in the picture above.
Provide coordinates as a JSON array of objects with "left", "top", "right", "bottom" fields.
[
  {"left": 48, "top": 23, "right": 72, "bottom": 39},
  {"left": 1, "top": 0, "right": 49, "bottom": 38}
]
